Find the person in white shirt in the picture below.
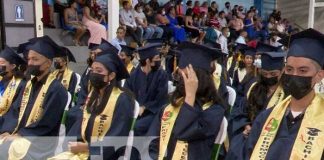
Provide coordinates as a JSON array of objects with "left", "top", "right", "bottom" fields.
[
  {"left": 223, "top": 2, "right": 232, "bottom": 18},
  {"left": 217, "top": 27, "right": 230, "bottom": 55},
  {"left": 120, "top": 1, "right": 142, "bottom": 46},
  {"left": 235, "top": 30, "right": 247, "bottom": 44},
  {"left": 133, "top": 4, "right": 155, "bottom": 40},
  {"left": 218, "top": 11, "right": 227, "bottom": 28},
  {"left": 111, "top": 27, "right": 127, "bottom": 52}
]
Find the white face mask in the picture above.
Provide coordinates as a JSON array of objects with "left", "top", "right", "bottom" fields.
[
  {"left": 132, "top": 57, "right": 140, "bottom": 67},
  {"left": 227, "top": 32, "right": 231, "bottom": 37},
  {"left": 253, "top": 58, "right": 262, "bottom": 68},
  {"left": 139, "top": 9, "right": 143, "bottom": 13},
  {"left": 162, "top": 11, "right": 166, "bottom": 15}
]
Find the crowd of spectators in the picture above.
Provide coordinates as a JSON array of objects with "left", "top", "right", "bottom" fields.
[{"left": 42, "top": 0, "right": 299, "bottom": 48}]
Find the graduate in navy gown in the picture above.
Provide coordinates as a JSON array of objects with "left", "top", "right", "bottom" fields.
[
  {"left": 226, "top": 50, "right": 287, "bottom": 160},
  {"left": 0, "top": 36, "right": 68, "bottom": 159},
  {"left": 147, "top": 42, "right": 226, "bottom": 160},
  {"left": 0, "top": 46, "right": 27, "bottom": 127},
  {"left": 66, "top": 39, "right": 118, "bottom": 133},
  {"left": 239, "top": 29, "right": 324, "bottom": 160},
  {"left": 124, "top": 43, "right": 169, "bottom": 136},
  {"left": 50, "top": 45, "right": 134, "bottom": 160},
  {"left": 119, "top": 45, "right": 136, "bottom": 74},
  {"left": 52, "top": 47, "right": 78, "bottom": 102}
]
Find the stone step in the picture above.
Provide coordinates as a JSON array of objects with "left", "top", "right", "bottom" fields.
[{"left": 44, "top": 28, "right": 90, "bottom": 46}]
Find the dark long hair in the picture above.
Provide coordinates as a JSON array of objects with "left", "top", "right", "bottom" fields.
[
  {"left": 247, "top": 77, "right": 268, "bottom": 121},
  {"left": 171, "top": 68, "right": 226, "bottom": 109}
]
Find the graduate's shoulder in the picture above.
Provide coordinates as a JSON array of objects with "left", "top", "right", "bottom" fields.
[
  {"left": 48, "top": 79, "right": 69, "bottom": 94},
  {"left": 253, "top": 107, "right": 274, "bottom": 125}
]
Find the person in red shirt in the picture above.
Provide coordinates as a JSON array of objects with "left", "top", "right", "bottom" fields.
[{"left": 192, "top": 1, "right": 200, "bottom": 15}]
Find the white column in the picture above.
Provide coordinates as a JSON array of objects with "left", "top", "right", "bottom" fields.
[
  {"left": 308, "top": 0, "right": 315, "bottom": 28},
  {"left": 34, "top": 0, "right": 44, "bottom": 37},
  {"left": 108, "top": 0, "right": 120, "bottom": 41}
]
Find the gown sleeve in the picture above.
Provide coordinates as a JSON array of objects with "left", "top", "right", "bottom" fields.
[
  {"left": 173, "top": 103, "right": 225, "bottom": 142},
  {"left": 68, "top": 72, "right": 78, "bottom": 97},
  {"left": 0, "top": 80, "right": 26, "bottom": 133},
  {"left": 142, "top": 71, "right": 168, "bottom": 114}
]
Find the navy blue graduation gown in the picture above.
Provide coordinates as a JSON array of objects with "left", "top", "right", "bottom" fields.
[
  {"left": 0, "top": 75, "right": 67, "bottom": 159},
  {"left": 147, "top": 102, "right": 225, "bottom": 160},
  {"left": 226, "top": 107, "right": 324, "bottom": 160},
  {"left": 124, "top": 66, "right": 168, "bottom": 136},
  {"left": 0, "top": 78, "right": 26, "bottom": 128},
  {"left": 67, "top": 92, "right": 134, "bottom": 160},
  {"left": 66, "top": 67, "right": 91, "bottom": 133}
]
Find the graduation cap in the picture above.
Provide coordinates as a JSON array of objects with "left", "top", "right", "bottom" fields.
[
  {"left": 256, "top": 42, "right": 279, "bottom": 53},
  {"left": 0, "top": 46, "right": 26, "bottom": 66},
  {"left": 91, "top": 38, "right": 118, "bottom": 54},
  {"left": 204, "top": 40, "right": 222, "bottom": 50},
  {"left": 120, "top": 45, "right": 135, "bottom": 57},
  {"left": 137, "top": 43, "right": 162, "bottom": 60},
  {"left": 278, "top": 28, "right": 324, "bottom": 68},
  {"left": 58, "top": 47, "right": 76, "bottom": 62},
  {"left": 238, "top": 44, "right": 256, "bottom": 56},
  {"left": 307, "top": 127, "right": 321, "bottom": 136},
  {"left": 177, "top": 41, "right": 222, "bottom": 72},
  {"left": 94, "top": 52, "right": 129, "bottom": 81},
  {"left": 261, "top": 51, "right": 286, "bottom": 71},
  {"left": 25, "top": 36, "right": 62, "bottom": 60}
]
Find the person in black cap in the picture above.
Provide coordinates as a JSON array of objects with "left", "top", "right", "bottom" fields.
[
  {"left": 119, "top": 45, "right": 136, "bottom": 74},
  {"left": 50, "top": 48, "right": 135, "bottom": 160},
  {"left": 147, "top": 41, "right": 225, "bottom": 160},
  {"left": 226, "top": 51, "right": 287, "bottom": 160},
  {"left": 204, "top": 40, "right": 230, "bottom": 103},
  {"left": 66, "top": 38, "right": 119, "bottom": 133},
  {"left": 124, "top": 43, "right": 169, "bottom": 136},
  {"left": 0, "top": 46, "right": 27, "bottom": 128},
  {"left": 232, "top": 44, "right": 257, "bottom": 97},
  {"left": 52, "top": 47, "right": 78, "bottom": 101},
  {"left": 242, "top": 28, "right": 324, "bottom": 160},
  {"left": 0, "top": 36, "right": 68, "bottom": 159}
]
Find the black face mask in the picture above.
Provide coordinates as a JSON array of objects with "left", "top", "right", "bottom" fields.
[
  {"left": 0, "top": 66, "right": 7, "bottom": 76},
  {"left": 281, "top": 73, "right": 313, "bottom": 100},
  {"left": 226, "top": 5, "right": 230, "bottom": 8},
  {"left": 260, "top": 75, "right": 279, "bottom": 87},
  {"left": 151, "top": 61, "right": 161, "bottom": 72},
  {"left": 27, "top": 65, "right": 42, "bottom": 76},
  {"left": 89, "top": 72, "right": 108, "bottom": 89},
  {"left": 54, "top": 62, "right": 63, "bottom": 70}
]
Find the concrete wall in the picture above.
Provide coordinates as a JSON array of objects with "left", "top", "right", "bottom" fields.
[{"left": 277, "top": 0, "right": 324, "bottom": 33}]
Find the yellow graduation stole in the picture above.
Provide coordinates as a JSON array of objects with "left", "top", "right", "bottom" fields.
[
  {"left": 49, "top": 87, "right": 123, "bottom": 160},
  {"left": 51, "top": 68, "right": 73, "bottom": 90},
  {"left": 0, "top": 77, "right": 22, "bottom": 116},
  {"left": 226, "top": 56, "right": 233, "bottom": 71},
  {"left": 247, "top": 83, "right": 285, "bottom": 109},
  {"left": 212, "top": 63, "right": 222, "bottom": 90},
  {"left": 250, "top": 94, "right": 324, "bottom": 160},
  {"left": 4, "top": 74, "right": 56, "bottom": 160},
  {"left": 13, "top": 74, "right": 56, "bottom": 133},
  {"left": 159, "top": 99, "right": 213, "bottom": 160},
  {"left": 81, "top": 87, "right": 122, "bottom": 142},
  {"left": 126, "top": 63, "right": 134, "bottom": 74}
]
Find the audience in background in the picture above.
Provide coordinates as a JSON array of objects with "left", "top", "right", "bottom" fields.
[
  {"left": 82, "top": 0, "right": 107, "bottom": 46},
  {"left": 64, "top": 0, "right": 87, "bottom": 46}
]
